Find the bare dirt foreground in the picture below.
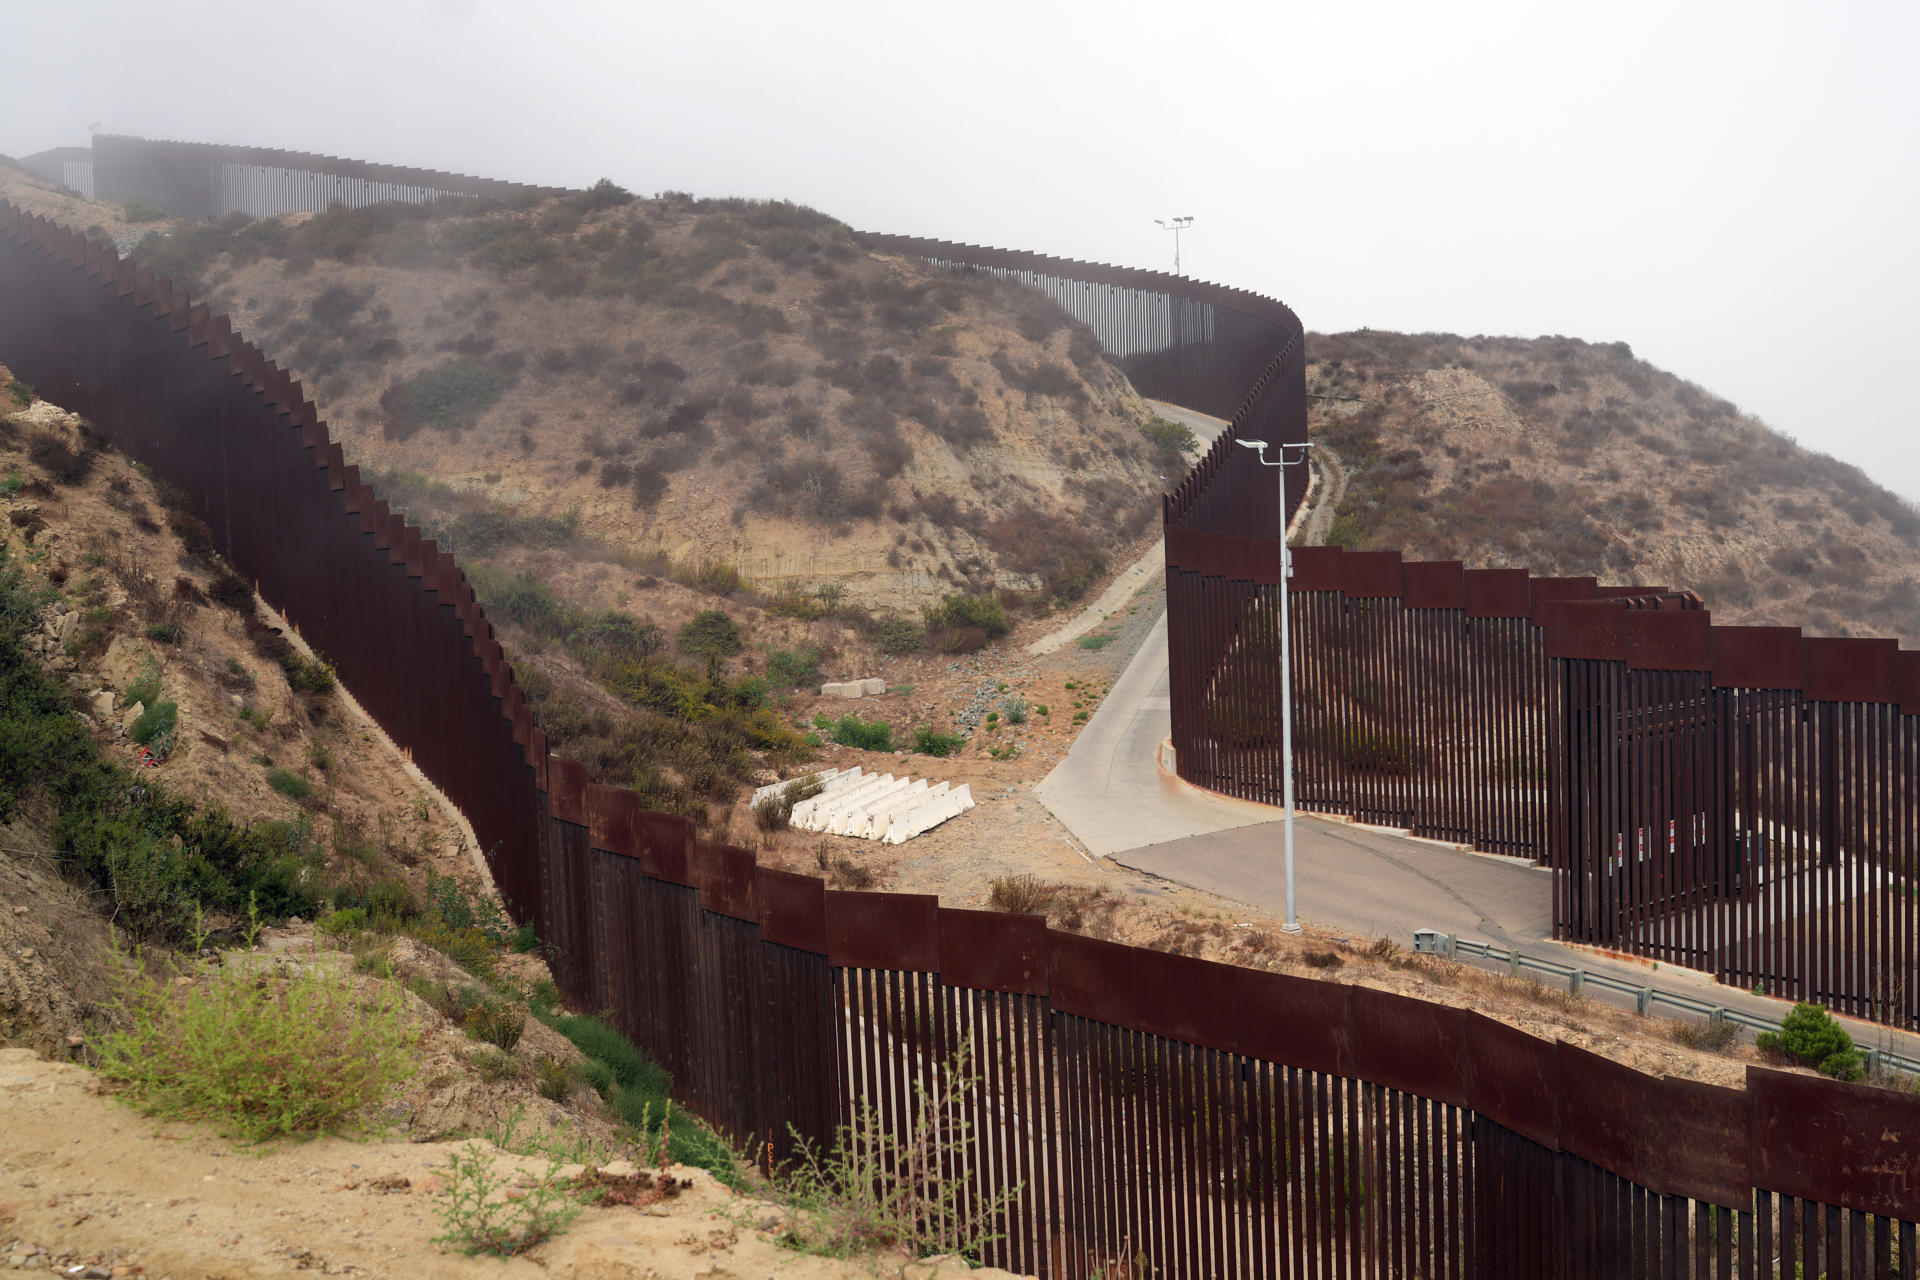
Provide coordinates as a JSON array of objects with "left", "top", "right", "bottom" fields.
[{"left": 0, "top": 1048, "right": 1014, "bottom": 1280}]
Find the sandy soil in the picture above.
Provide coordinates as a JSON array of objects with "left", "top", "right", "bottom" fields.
[{"left": 0, "top": 1048, "right": 1024, "bottom": 1280}]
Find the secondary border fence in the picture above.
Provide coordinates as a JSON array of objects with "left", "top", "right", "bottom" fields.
[
  {"left": 1165, "top": 532, "right": 1920, "bottom": 1029},
  {"left": 3, "top": 145, "right": 1920, "bottom": 1272}
]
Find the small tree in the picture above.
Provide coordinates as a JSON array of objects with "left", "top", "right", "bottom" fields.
[
  {"left": 1757, "top": 1003, "right": 1864, "bottom": 1081},
  {"left": 678, "top": 609, "right": 742, "bottom": 662}
]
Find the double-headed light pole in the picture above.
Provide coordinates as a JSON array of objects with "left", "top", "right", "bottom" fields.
[
  {"left": 1236, "top": 437, "right": 1312, "bottom": 933},
  {"left": 1155, "top": 216, "right": 1194, "bottom": 276}
]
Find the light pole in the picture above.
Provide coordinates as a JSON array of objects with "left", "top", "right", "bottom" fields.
[
  {"left": 1237, "top": 437, "right": 1312, "bottom": 933},
  {"left": 1155, "top": 216, "right": 1194, "bottom": 276}
]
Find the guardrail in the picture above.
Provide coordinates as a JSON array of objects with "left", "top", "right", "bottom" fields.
[{"left": 1413, "top": 929, "right": 1920, "bottom": 1078}]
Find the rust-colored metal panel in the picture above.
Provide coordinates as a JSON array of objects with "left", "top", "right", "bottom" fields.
[
  {"left": 586, "top": 783, "right": 641, "bottom": 857},
  {"left": 1527, "top": 576, "right": 1597, "bottom": 623},
  {"left": 1464, "top": 1012, "right": 1558, "bottom": 1148},
  {"left": 1289, "top": 545, "right": 1343, "bottom": 592},
  {"left": 1165, "top": 525, "right": 1202, "bottom": 570},
  {"left": 1132, "top": 949, "right": 1241, "bottom": 1054},
  {"left": 549, "top": 756, "right": 587, "bottom": 827},
  {"left": 1339, "top": 549, "right": 1404, "bottom": 598},
  {"left": 695, "top": 840, "right": 757, "bottom": 922},
  {"left": 1542, "top": 598, "right": 1628, "bottom": 661},
  {"left": 1750, "top": 1067, "right": 1920, "bottom": 1218},
  {"left": 1228, "top": 968, "right": 1352, "bottom": 1076},
  {"left": 1190, "top": 531, "right": 1224, "bottom": 577},
  {"left": 1221, "top": 535, "right": 1254, "bottom": 581},
  {"left": 1250, "top": 537, "right": 1286, "bottom": 585},
  {"left": 1554, "top": 1043, "right": 1645, "bottom": 1181},
  {"left": 936, "top": 907, "right": 1048, "bottom": 995},
  {"left": 756, "top": 867, "right": 828, "bottom": 954},
  {"left": 1901, "top": 650, "right": 1920, "bottom": 715},
  {"left": 825, "top": 891, "right": 939, "bottom": 971},
  {"left": 1803, "top": 635, "right": 1899, "bottom": 703},
  {"left": 1349, "top": 985, "right": 1469, "bottom": 1106},
  {"left": 636, "top": 809, "right": 694, "bottom": 885},
  {"left": 1710, "top": 624, "right": 1804, "bottom": 690},
  {"left": 1402, "top": 559, "right": 1466, "bottom": 609},
  {"left": 1047, "top": 928, "right": 1138, "bottom": 1026},
  {"left": 1626, "top": 608, "right": 1711, "bottom": 671},
  {"left": 1644, "top": 1076, "right": 1750, "bottom": 1207},
  {"left": 1464, "top": 567, "right": 1530, "bottom": 617}
]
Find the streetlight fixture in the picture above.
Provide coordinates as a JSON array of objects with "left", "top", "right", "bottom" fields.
[
  {"left": 1237, "top": 436, "right": 1313, "bottom": 933},
  {"left": 1155, "top": 216, "right": 1194, "bottom": 276}
]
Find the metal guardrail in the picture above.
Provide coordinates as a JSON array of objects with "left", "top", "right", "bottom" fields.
[{"left": 1413, "top": 929, "right": 1920, "bottom": 1079}]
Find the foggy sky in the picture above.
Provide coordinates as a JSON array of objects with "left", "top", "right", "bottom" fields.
[{"left": 6, "top": 0, "right": 1917, "bottom": 498}]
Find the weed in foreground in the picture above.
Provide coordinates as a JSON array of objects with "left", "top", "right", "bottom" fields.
[
  {"left": 768, "top": 1041, "right": 1021, "bottom": 1261},
  {"left": 1669, "top": 1017, "right": 1740, "bottom": 1054},
  {"left": 96, "top": 946, "right": 420, "bottom": 1141},
  {"left": 432, "top": 1144, "right": 581, "bottom": 1257}
]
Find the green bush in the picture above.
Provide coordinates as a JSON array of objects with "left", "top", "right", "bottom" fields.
[
  {"left": 678, "top": 609, "right": 742, "bottom": 661},
  {"left": 1140, "top": 414, "right": 1198, "bottom": 460},
  {"left": 433, "top": 1143, "right": 580, "bottom": 1257},
  {"left": 910, "top": 726, "right": 965, "bottom": 757},
  {"left": 380, "top": 359, "right": 516, "bottom": 439},
  {"left": 125, "top": 662, "right": 163, "bottom": 714},
  {"left": 266, "top": 767, "right": 311, "bottom": 801},
  {"left": 284, "top": 653, "right": 335, "bottom": 695},
  {"left": 96, "top": 952, "right": 420, "bottom": 1140},
  {"left": 873, "top": 615, "right": 925, "bottom": 654},
  {"left": 572, "top": 177, "right": 634, "bottom": 211},
  {"left": 318, "top": 906, "right": 368, "bottom": 938},
  {"left": 923, "top": 593, "right": 1009, "bottom": 639},
  {"left": 130, "top": 700, "right": 178, "bottom": 750},
  {"left": 1757, "top": 1003, "right": 1864, "bottom": 1081},
  {"left": 122, "top": 198, "right": 169, "bottom": 223},
  {"left": 814, "top": 713, "right": 893, "bottom": 752},
  {"left": 766, "top": 646, "right": 822, "bottom": 689}
]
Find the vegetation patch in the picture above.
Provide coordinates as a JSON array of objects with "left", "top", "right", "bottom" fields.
[
  {"left": 96, "top": 946, "right": 420, "bottom": 1140},
  {"left": 1757, "top": 1003, "right": 1863, "bottom": 1081},
  {"left": 380, "top": 359, "right": 516, "bottom": 440}
]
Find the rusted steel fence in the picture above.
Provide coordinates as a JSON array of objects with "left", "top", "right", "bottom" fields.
[
  {"left": 1165, "top": 529, "right": 1920, "bottom": 1027},
  {"left": 6, "top": 198, "right": 1920, "bottom": 1274}
]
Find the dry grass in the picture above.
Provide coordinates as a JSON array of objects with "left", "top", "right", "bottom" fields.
[
  {"left": 1669, "top": 1017, "right": 1741, "bottom": 1054},
  {"left": 987, "top": 874, "right": 1121, "bottom": 939}
]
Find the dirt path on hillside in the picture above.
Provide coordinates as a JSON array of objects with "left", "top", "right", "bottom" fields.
[{"left": 1296, "top": 445, "right": 1347, "bottom": 547}]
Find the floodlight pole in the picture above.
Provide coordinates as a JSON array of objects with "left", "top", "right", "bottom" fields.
[
  {"left": 1155, "top": 216, "right": 1194, "bottom": 276},
  {"left": 1238, "top": 437, "right": 1312, "bottom": 933}
]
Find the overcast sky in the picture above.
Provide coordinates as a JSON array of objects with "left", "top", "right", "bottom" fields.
[{"left": 7, "top": 0, "right": 1917, "bottom": 497}]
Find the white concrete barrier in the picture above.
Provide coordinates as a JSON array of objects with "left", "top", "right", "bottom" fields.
[{"left": 883, "top": 784, "right": 975, "bottom": 844}]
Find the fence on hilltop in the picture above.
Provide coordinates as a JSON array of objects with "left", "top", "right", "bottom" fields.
[{"left": 2, "top": 134, "right": 1919, "bottom": 1274}]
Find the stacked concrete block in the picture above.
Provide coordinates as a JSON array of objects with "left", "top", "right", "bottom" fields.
[
  {"left": 819, "top": 678, "right": 889, "bottom": 699},
  {"left": 780, "top": 767, "right": 974, "bottom": 843}
]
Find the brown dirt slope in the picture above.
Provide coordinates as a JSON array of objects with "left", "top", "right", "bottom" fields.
[
  {"left": 1309, "top": 330, "right": 1920, "bottom": 639},
  {"left": 0, "top": 363, "right": 488, "bottom": 1051}
]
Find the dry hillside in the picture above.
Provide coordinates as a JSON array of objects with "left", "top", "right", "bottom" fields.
[
  {"left": 1310, "top": 330, "right": 1920, "bottom": 639},
  {"left": 0, "top": 162, "right": 1178, "bottom": 615}
]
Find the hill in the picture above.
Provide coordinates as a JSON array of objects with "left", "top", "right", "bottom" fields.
[
  {"left": 1309, "top": 330, "right": 1920, "bottom": 639},
  {"left": 0, "top": 163, "right": 1176, "bottom": 615}
]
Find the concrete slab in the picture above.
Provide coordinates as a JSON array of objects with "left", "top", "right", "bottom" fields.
[{"left": 1034, "top": 613, "right": 1279, "bottom": 858}]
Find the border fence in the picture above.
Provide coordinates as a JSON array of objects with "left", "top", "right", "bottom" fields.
[{"left": 4, "top": 141, "right": 1920, "bottom": 1273}]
